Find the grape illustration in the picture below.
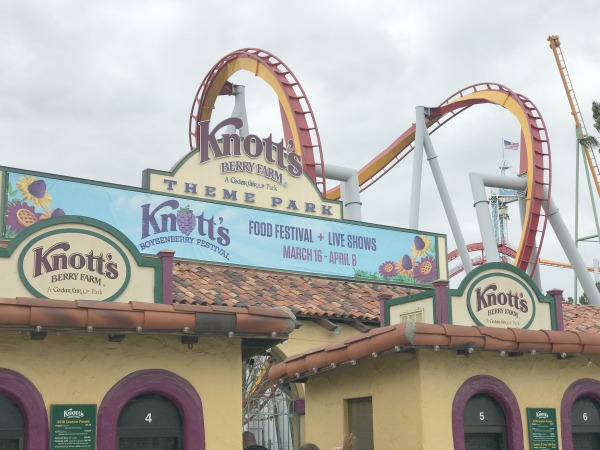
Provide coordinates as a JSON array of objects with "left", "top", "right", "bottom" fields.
[
  {"left": 177, "top": 206, "right": 195, "bottom": 236},
  {"left": 28, "top": 179, "right": 47, "bottom": 198},
  {"left": 52, "top": 208, "right": 66, "bottom": 217}
]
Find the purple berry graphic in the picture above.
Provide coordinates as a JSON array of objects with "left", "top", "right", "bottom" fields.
[
  {"left": 401, "top": 255, "right": 413, "bottom": 271},
  {"left": 52, "top": 208, "right": 66, "bottom": 217},
  {"left": 28, "top": 179, "right": 47, "bottom": 198},
  {"left": 414, "top": 236, "right": 425, "bottom": 251},
  {"left": 176, "top": 206, "right": 195, "bottom": 236}
]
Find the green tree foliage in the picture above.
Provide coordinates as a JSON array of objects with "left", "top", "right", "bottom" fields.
[
  {"left": 577, "top": 281, "right": 600, "bottom": 305},
  {"left": 592, "top": 101, "right": 600, "bottom": 134},
  {"left": 581, "top": 102, "right": 600, "bottom": 150}
]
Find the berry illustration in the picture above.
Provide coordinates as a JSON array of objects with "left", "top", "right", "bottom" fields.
[
  {"left": 52, "top": 208, "right": 66, "bottom": 217},
  {"left": 414, "top": 236, "right": 425, "bottom": 251},
  {"left": 28, "top": 179, "right": 47, "bottom": 198},
  {"left": 176, "top": 206, "right": 196, "bottom": 236}
]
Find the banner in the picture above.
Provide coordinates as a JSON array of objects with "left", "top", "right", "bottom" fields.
[{"left": 3, "top": 171, "right": 443, "bottom": 286}]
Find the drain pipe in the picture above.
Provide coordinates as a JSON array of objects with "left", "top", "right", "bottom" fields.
[{"left": 316, "top": 165, "right": 362, "bottom": 221}]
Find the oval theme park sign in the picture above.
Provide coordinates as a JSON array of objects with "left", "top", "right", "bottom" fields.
[
  {"left": 466, "top": 272, "right": 536, "bottom": 329},
  {"left": 18, "top": 229, "right": 131, "bottom": 301}
]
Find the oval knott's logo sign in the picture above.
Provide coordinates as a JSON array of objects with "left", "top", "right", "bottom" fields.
[
  {"left": 18, "top": 229, "right": 131, "bottom": 302},
  {"left": 466, "top": 273, "right": 536, "bottom": 329}
]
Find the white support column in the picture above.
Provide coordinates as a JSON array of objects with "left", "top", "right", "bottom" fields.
[
  {"left": 409, "top": 106, "right": 427, "bottom": 229},
  {"left": 469, "top": 173, "right": 501, "bottom": 263},
  {"left": 543, "top": 192, "right": 600, "bottom": 305},
  {"left": 422, "top": 127, "right": 473, "bottom": 273},
  {"left": 224, "top": 85, "right": 249, "bottom": 138},
  {"left": 316, "top": 165, "right": 362, "bottom": 221}
]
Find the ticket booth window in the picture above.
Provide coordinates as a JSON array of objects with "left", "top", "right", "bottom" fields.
[
  {"left": 347, "top": 397, "right": 374, "bottom": 450},
  {"left": 0, "top": 394, "right": 24, "bottom": 450},
  {"left": 463, "top": 394, "right": 508, "bottom": 450},
  {"left": 117, "top": 394, "right": 182, "bottom": 450},
  {"left": 572, "top": 396, "right": 600, "bottom": 449}
]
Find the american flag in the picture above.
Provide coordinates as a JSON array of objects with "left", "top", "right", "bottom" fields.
[{"left": 503, "top": 139, "right": 519, "bottom": 151}]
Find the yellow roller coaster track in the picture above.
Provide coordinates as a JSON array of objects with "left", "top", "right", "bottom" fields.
[{"left": 547, "top": 35, "right": 600, "bottom": 197}]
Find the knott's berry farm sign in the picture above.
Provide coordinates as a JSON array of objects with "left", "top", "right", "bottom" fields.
[
  {"left": 143, "top": 118, "right": 342, "bottom": 219},
  {"left": 0, "top": 216, "right": 162, "bottom": 302},
  {"left": 466, "top": 268, "right": 536, "bottom": 328},
  {"left": 383, "top": 263, "right": 559, "bottom": 330}
]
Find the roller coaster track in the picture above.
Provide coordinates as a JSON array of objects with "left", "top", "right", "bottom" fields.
[
  {"left": 448, "top": 242, "right": 597, "bottom": 278},
  {"left": 548, "top": 35, "right": 600, "bottom": 198},
  {"left": 190, "top": 51, "right": 551, "bottom": 277},
  {"left": 327, "top": 83, "right": 552, "bottom": 276},
  {"left": 189, "top": 48, "right": 327, "bottom": 195}
]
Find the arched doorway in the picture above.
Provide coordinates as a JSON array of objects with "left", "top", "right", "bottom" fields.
[
  {"left": 117, "top": 393, "right": 182, "bottom": 450},
  {"left": 464, "top": 394, "right": 508, "bottom": 449},
  {"left": 0, "top": 394, "right": 24, "bottom": 450},
  {"left": 97, "top": 369, "right": 205, "bottom": 450},
  {"left": 572, "top": 396, "right": 600, "bottom": 449}
]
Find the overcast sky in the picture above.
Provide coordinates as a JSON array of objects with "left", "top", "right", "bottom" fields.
[{"left": 2, "top": 1, "right": 599, "bottom": 298}]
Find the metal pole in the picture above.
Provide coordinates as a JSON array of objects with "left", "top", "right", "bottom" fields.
[
  {"left": 224, "top": 85, "right": 249, "bottom": 138},
  {"left": 543, "top": 191, "right": 600, "bottom": 305},
  {"left": 423, "top": 130, "right": 473, "bottom": 273},
  {"left": 315, "top": 165, "right": 362, "bottom": 221},
  {"left": 409, "top": 107, "right": 427, "bottom": 228},
  {"left": 579, "top": 140, "right": 600, "bottom": 242},
  {"left": 469, "top": 172, "right": 501, "bottom": 263},
  {"left": 574, "top": 135, "right": 581, "bottom": 302}
]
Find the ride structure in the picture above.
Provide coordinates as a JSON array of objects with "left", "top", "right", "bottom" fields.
[
  {"left": 548, "top": 35, "right": 600, "bottom": 299},
  {"left": 189, "top": 48, "right": 600, "bottom": 305}
]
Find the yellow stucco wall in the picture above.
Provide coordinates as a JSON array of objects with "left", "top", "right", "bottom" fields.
[
  {"left": 303, "top": 353, "right": 421, "bottom": 450},
  {"left": 0, "top": 331, "right": 242, "bottom": 449},
  {"left": 417, "top": 349, "right": 600, "bottom": 449},
  {"left": 302, "top": 349, "right": 600, "bottom": 450}
]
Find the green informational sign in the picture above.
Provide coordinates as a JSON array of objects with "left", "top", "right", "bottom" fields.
[
  {"left": 527, "top": 408, "right": 559, "bottom": 449},
  {"left": 50, "top": 404, "right": 97, "bottom": 450}
]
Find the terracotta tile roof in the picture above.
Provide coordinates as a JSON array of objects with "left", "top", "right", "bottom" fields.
[
  {"left": 173, "top": 261, "right": 422, "bottom": 322},
  {"left": 0, "top": 297, "right": 296, "bottom": 338},
  {"left": 563, "top": 303, "right": 600, "bottom": 334},
  {"left": 268, "top": 321, "right": 600, "bottom": 383}
]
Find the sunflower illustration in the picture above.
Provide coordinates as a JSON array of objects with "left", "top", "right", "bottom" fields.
[
  {"left": 411, "top": 235, "right": 432, "bottom": 258},
  {"left": 378, "top": 261, "right": 398, "bottom": 278},
  {"left": 16, "top": 176, "right": 52, "bottom": 210},
  {"left": 396, "top": 254, "right": 416, "bottom": 276},
  {"left": 414, "top": 256, "right": 437, "bottom": 283}
]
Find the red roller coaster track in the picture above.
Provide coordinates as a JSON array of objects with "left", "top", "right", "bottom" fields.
[
  {"left": 189, "top": 48, "right": 327, "bottom": 195},
  {"left": 190, "top": 51, "right": 551, "bottom": 278}
]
